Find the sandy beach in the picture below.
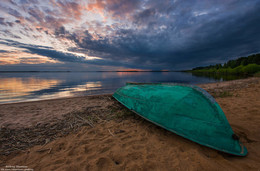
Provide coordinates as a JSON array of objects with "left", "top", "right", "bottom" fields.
[{"left": 0, "top": 77, "right": 260, "bottom": 170}]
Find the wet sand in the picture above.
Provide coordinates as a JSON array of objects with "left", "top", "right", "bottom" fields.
[{"left": 0, "top": 77, "right": 260, "bottom": 170}]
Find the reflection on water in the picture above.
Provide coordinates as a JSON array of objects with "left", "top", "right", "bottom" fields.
[
  {"left": 0, "top": 77, "right": 61, "bottom": 103},
  {"left": 116, "top": 71, "right": 145, "bottom": 77},
  {"left": 0, "top": 71, "right": 231, "bottom": 104},
  {"left": 31, "top": 81, "right": 102, "bottom": 102}
]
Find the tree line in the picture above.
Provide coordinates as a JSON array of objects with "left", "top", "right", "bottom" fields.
[
  {"left": 193, "top": 53, "right": 260, "bottom": 70},
  {"left": 190, "top": 53, "right": 260, "bottom": 75}
]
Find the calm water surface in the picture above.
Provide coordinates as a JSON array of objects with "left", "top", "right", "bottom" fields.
[{"left": 0, "top": 71, "right": 236, "bottom": 104}]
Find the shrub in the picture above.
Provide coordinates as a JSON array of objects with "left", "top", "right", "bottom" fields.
[{"left": 242, "top": 64, "right": 260, "bottom": 74}]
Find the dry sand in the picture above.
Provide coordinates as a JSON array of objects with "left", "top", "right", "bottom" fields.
[{"left": 0, "top": 77, "right": 260, "bottom": 170}]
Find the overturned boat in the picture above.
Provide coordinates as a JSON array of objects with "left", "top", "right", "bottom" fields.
[{"left": 113, "top": 83, "right": 247, "bottom": 156}]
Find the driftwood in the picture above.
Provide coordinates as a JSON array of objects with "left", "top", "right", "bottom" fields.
[
  {"left": 36, "top": 148, "right": 51, "bottom": 153},
  {"left": 108, "top": 129, "right": 115, "bottom": 137},
  {"left": 75, "top": 114, "right": 94, "bottom": 128}
]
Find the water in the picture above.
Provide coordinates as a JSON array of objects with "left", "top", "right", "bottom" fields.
[{"left": 0, "top": 71, "right": 233, "bottom": 104}]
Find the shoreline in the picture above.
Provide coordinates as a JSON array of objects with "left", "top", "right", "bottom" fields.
[
  {"left": 1, "top": 77, "right": 260, "bottom": 170},
  {"left": 0, "top": 93, "right": 114, "bottom": 106},
  {"left": 0, "top": 77, "right": 258, "bottom": 106}
]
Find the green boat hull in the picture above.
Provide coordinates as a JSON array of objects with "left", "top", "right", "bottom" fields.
[{"left": 113, "top": 83, "right": 247, "bottom": 156}]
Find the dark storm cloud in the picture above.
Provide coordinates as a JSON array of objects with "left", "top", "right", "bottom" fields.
[
  {"left": 54, "top": 26, "right": 68, "bottom": 37},
  {"left": 0, "top": 50, "right": 8, "bottom": 53},
  {"left": 1, "top": 0, "right": 260, "bottom": 70},
  {"left": 28, "top": 7, "right": 45, "bottom": 23},
  {"left": 69, "top": 0, "right": 260, "bottom": 69},
  {"left": 7, "top": 7, "right": 22, "bottom": 18},
  {"left": 1, "top": 30, "right": 21, "bottom": 39},
  {"left": 133, "top": 8, "right": 157, "bottom": 25},
  {"left": 0, "top": 17, "right": 14, "bottom": 26},
  {"left": 23, "top": 46, "right": 142, "bottom": 68},
  {"left": 0, "top": 0, "right": 82, "bottom": 33},
  {"left": 0, "top": 39, "right": 140, "bottom": 69}
]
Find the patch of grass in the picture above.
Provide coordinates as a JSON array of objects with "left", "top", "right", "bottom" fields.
[
  {"left": 218, "top": 91, "right": 233, "bottom": 98},
  {"left": 107, "top": 101, "right": 134, "bottom": 119},
  {"left": 85, "top": 115, "right": 99, "bottom": 123},
  {"left": 114, "top": 108, "right": 133, "bottom": 119},
  {"left": 109, "top": 106, "right": 133, "bottom": 119},
  {"left": 211, "top": 91, "right": 233, "bottom": 98},
  {"left": 254, "top": 71, "right": 260, "bottom": 77}
]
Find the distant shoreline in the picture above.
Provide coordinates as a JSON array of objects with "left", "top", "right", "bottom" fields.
[{"left": 0, "top": 70, "right": 175, "bottom": 73}]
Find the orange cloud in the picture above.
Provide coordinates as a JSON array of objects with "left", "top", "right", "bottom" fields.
[
  {"left": 86, "top": 0, "right": 139, "bottom": 20},
  {"left": 51, "top": 0, "right": 84, "bottom": 20},
  {"left": 87, "top": 0, "right": 105, "bottom": 12},
  {"left": 0, "top": 51, "right": 60, "bottom": 65}
]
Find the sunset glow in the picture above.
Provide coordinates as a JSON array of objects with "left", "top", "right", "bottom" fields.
[
  {"left": 0, "top": 51, "right": 60, "bottom": 65},
  {"left": 0, "top": 0, "right": 259, "bottom": 71},
  {"left": 0, "top": 77, "right": 61, "bottom": 102}
]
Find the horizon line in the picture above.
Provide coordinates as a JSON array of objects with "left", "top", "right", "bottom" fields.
[{"left": 0, "top": 70, "right": 183, "bottom": 73}]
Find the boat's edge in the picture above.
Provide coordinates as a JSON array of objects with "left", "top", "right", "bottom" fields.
[
  {"left": 113, "top": 84, "right": 248, "bottom": 156},
  {"left": 126, "top": 82, "right": 216, "bottom": 104}
]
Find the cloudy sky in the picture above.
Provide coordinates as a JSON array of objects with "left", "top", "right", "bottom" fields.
[{"left": 0, "top": 0, "right": 259, "bottom": 71}]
